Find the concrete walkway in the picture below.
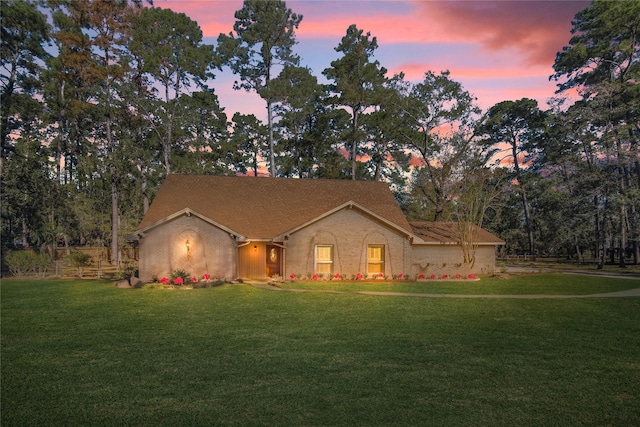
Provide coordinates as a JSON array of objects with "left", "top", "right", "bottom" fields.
[{"left": 247, "top": 269, "right": 640, "bottom": 299}]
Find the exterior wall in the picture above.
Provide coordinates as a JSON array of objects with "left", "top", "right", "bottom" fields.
[
  {"left": 138, "top": 215, "right": 237, "bottom": 281},
  {"left": 410, "top": 244, "right": 498, "bottom": 276},
  {"left": 284, "top": 208, "right": 412, "bottom": 278}
]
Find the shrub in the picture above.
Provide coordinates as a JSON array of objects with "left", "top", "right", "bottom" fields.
[
  {"left": 6, "top": 251, "right": 35, "bottom": 277},
  {"left": 169, "top": 269, "right": 190, "bottom": 285},
  {"left": 32, "top": 253, "right": 52, "bottom": 278},
  {"left": 67, "top": 252, "right": 92, "bottom": 278}
]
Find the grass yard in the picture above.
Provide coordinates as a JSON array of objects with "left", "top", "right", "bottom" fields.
[
  {"left": 279, "top": 273, "right": 640, "bottom": 295},
  {"left": 2, "top": 276, "right": 640, "bottom": 426}
]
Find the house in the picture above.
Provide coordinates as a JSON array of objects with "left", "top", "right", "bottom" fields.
[{"left": 134, "top": 175, "right": 504, "bottom": 281}]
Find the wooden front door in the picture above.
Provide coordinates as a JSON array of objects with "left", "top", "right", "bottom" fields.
[{"left": 266, "top": 245, "right": 281, "bottom": 278}]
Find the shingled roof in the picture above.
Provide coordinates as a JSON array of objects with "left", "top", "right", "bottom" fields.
[
  {"left": 136, "top": 175, "right": 413, "bottom": 239},
  {"left": 410, "top": 221, "right": 504, "bottom": 245}
]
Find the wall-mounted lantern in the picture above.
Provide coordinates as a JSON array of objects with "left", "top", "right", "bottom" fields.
[{"left": 253, "top": 245, "right": 257, "bottom": 252}]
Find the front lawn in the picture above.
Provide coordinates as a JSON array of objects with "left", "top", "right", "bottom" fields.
[
  {"left": 2, "top": 278, "right": 639, "bottom": 426},
  {"left": 279, "top": 273, "right": 640, "bottom": 295}
]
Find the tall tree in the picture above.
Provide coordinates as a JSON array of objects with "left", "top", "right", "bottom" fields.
[
  {"left": 130, "top": 7, "right": 216, "bottom": 176},
  {"left": 1, "top": 0, "right": 50, "bottom": 178},
  {"left": 323, "top": 24, "right": 388, "bottom": 180},
  {"left": 229, "top": 112, "right": 268, "bottom": 177},
  {"left": 552, "top": 0, "right": 640, "bottom": 266},
  {"left": 390, "top": 71, "right": 481, "bottom": 220},
  {"left": 477, "top": 98, "right": 546, "bottom": 259},
  {"left": 218, "top": 0, "right": 302, "bottom": 177}
]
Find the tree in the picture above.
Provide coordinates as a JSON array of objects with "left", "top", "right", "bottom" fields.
[
  {"left": 477, "top": 98, "right": 546, "bottom": 259},
  {"left": 453, "top": 161, "right": 507, "bottom": 268},
  {"left": 130, "top": 7, "right": 216, "bottom": 176},
  {"left": 172, "top": 91, "right": 231, "bottom": 175},
  {"left": 269, "top": 65, "right": 348, "bottom": 178},
  {"left": 1, "top": 0, "right": 50, "bottom": 178},
  {"left": 218, "top": 0, "right": 302, "bottom": 177},
  {"left": 552, "top": 0, "right": 640, "bottom": 266},
  {"left": 229, "top": 112, "right": 268, "bottom": 176},
  {"left": 390, "top": 71, "right": 481, "bottom": 220},
  {"left": 323, "top": 24, "right": 388, "bottom": 180}
]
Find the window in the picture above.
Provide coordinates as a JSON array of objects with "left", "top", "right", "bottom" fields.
[
  {"left": 367, "top": 245, "right": 385, "bottom": 274},
  {"left": 315, "top": 245, "right": 333, "bottom": 274}
]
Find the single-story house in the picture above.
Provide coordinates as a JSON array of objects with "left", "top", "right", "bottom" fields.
[{"left": 134, "top": 175, "right": 504, "bottom": 281}]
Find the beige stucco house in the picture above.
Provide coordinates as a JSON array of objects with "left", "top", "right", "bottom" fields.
[{"left": 134, "top": 175, "right": 504, "bottom": 281}]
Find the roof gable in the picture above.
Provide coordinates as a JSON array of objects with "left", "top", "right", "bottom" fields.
[
  {"left": 274, "top": 200, "right": 414, "bottom": 240},
  {"left": 136, "top": 175, "right": 412, "bottom": 239}
]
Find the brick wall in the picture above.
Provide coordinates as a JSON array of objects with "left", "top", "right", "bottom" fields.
[
  {"left": 410, "top": 244, "right": 498, "bottom": 276},
  {"left": 284, "top": 208, "right": 412, "bottom": 277},
  {"left": 138, "top": 215, "right": 237, "bottom": 282}
]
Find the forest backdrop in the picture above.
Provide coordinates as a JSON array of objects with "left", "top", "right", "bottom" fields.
[{"left": 1, "top": 0, "right": 639, "bottom": 269}]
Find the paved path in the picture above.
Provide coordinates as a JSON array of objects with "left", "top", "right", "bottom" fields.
[{"left": 247, "top": 271, "right": 640, "bottom": 299}]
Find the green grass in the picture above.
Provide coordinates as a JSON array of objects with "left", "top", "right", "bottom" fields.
[
  {"left": 2, "top": 276, "right": 640, "bottom": 426},
  {"left": 280, "top": 273, "right": 640, "bottom": 295}
]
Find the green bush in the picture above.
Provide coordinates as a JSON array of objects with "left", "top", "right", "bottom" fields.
[
  {"left": 169, "top": 269, "right": 190, "bottom": 285},
  {"left": 32, "top": 253, "right": 52, "bottom": 278},
  {"left": 6, "top": 251, "right": 35, "bottom": 277},
  {"left": 67, "top": 252, "right": 92, "bottom": 278},
  {"left": 5, "top": 251, "right": 52, "bottom": 278}
]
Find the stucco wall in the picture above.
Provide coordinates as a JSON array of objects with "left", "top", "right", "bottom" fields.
[
  {"left": 410, "top": 244, "right": 497, "bottom": 276},
  {"left": 138, "top": 215, "right": 237, "bottom": 282},
  {"left": 284, "top": 208, "right": 411, "bottom": 278}
]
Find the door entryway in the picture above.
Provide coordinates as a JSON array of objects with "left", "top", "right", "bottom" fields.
[{"left": 266, "top": 245, "right": 281, "bottom": 278}]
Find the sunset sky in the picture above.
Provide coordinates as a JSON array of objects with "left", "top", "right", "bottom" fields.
[{"left": 155, "top": 0, "right": 590, "bottom": 120}]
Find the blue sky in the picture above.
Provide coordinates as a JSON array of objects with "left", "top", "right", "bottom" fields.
[{"left": 156, "top": 0, "right": 590, "bottom": 119}]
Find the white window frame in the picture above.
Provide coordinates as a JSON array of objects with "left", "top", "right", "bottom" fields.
[
  {"left": 315, "top": 245, "right": 334, "bottom": 275},
  {"left": 367, "top": 245, "right": 385, "bottom": 275}
]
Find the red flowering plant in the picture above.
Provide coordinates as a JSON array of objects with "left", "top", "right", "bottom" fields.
[
  {"left": 467, "top": 274, "right": 478, "bottom": 280},
  {"left": 430, "top": 274, "right": 437, "bottom": 280},
  {"left": 173, "top": 277, "right": 184, "bottom": 285},
  {"left": 442, "top": 274, "right": 448, "bottom": 280},
  {"left": 290, "top": 273, "right": 297, "bottom": 280},
  {"left": 455, "top": 274, "right": 461, "bottom": 279},
  {"left": 333, "top": 273, "right": 341, "bottom": 280},
  {"left": 355, "top": 272, "right": 364, "bottom": 280},
  {"left": 397, "top": 273, "right": 405, "bottom": 279},
  {"left": 202, "top": 273, "right": 210, "bottom": 281},
  {"left": 159, "top": 277, "right": 169, "bottom": 284},
  {"left": 312, "top": 273, "right": 320, "bottom": 280},
  {"left": 418, "top": 274, "right": 426, "bottom": 280},
  {"left": 191, "top": 276, "right": 198, "bottom": 283}
]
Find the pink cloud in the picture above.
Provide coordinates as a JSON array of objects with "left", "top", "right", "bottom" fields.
[{"left": 412, "top": 1, "right": 590, "bottom": 66}]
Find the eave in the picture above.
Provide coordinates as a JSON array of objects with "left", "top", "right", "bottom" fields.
[{"left": 133, "top": 208, "right": 245, "bottom": 241}]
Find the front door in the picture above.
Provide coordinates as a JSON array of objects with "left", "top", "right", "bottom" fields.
[{"left": 266, "top": 245, "right": 281, "bottom": 278}]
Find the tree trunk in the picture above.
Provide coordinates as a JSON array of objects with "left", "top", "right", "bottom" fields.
[
  {"left": 268, "top": 99, "right": 275, "bottom": 177},
  {"left": 351, "top": 108, "right": 359, "bottom": 180},
  {"left": 521, "top": 189, "right": 535, "bottom": 260},
  {"left": 141, "top": 165, "right": 149, "bottom": 215},
  {"left": 619, "top": 204, "right": 627, "bottom": 268}
]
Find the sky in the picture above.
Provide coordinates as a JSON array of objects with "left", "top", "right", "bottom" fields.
[{"left": 155, "top": 0, "right": 590, "bottom": 121}]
